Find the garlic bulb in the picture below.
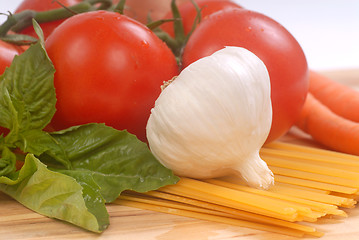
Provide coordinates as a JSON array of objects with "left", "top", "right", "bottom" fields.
[{"left": 146, "top": 46, "right": 274, "bottom": 189}]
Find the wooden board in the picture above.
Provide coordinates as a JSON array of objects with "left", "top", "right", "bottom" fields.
[{"left": 1, "top": 69, "right": 359, "bottom": 240}]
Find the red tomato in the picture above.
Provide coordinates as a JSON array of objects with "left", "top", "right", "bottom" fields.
[
  {"left": 0, "top": 126, "right": 9, "bottom": 137},
  {"left": 0, "top": 40, "right": 23, "bottom": 75},
  {"left": 15, "top": 0, "right": 82, "bottom": 39},
  {"left": 182, "top": 9, "right": 309, "bottom": 143},
  {"left": 161, "top": 0, "right": 242, "bottom": 37},
  {"left": 45, "top": 11, "right": 179, "bottom": 141},
  {"left": 15, "top": 160, "right": 24, "bottom": 170}
]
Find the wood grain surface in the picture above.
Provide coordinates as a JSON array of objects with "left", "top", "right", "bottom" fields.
[{"left": 1, "top": 69, "right": 359, "bottom": 240}]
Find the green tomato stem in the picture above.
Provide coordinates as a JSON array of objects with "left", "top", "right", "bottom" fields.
[
  {"left": 0, "top": 0, "right": 113, "bottom": 37},
  {"left": 0, "top": 13, "right": 20, "bottom": 37},
  {"left": 155, "top": 31, "right": 181, "bottom": 55},
  {"left": 113, "top": 0, "right": 127, "bottom": 14},
  {"left": 170, "top": 0, "right": 185, "bottom": 43}
]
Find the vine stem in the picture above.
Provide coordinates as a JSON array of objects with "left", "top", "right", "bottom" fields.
[{"left": 0, "top": 0, "right": 113, "bottom": 37}]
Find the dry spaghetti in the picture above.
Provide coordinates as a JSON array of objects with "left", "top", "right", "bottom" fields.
[{"left": 114, "top": 141, "right": 359, "bottom": 237}]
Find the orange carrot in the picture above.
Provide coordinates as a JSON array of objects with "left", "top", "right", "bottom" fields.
[
  {"left": 295, "top": 93, "right": 359, "bottom": 155},
  {"left": 309, "top": 70, "right": 359, "bottom": 122}
]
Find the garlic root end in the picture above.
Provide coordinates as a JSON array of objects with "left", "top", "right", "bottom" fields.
[{"left": 235, "top": 155, "right": 274, "bottom": 190}]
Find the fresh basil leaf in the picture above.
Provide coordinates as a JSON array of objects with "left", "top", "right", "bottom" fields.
[
  {"left": 15, "top": 129, "right": 57, "bottom": 155},
  {"left": 0, "top": 39, "right": 56, "bottom": 136},
  {"left": 42, "top": 123, "right": 179, "bottom": 202},
  {"left": 0, "top": 134, "right": 4, "bottom": 151},
  {"left": 16, "top": 129, "right": 72, "bottom": 169},
  {"left": 33, "top": 19, "right": 45, "bottom": 44},
  {"left": 56, "top": 169, "right": 109, "bottom": 231},
  {"left": 0, "top": 147, "right": 16, "bottom": 176},
  {"left": 0, "top": 154, "right": 107, "bottom": 232}
]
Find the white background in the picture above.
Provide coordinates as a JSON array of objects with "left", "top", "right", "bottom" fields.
[{"left": 0, "top": 0, "right": 358, "bottom": 71}]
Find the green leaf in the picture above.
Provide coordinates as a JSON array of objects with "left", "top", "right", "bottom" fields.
[
  {"left": 0, "top": 39, "right": 56, "bottom": 135},
  {"left": 0, "top": 147, "right": 16, "bottom": 176},
  {"left": 15, "top": 129, "right": 72, "bottom": 169},
  {"left": 0, "top": 154, "right": 108, "bottom": 232},
  {"left": 15, "top": 129, "right": 57, "bottom": 155},
  {"left": 56, "top": 169, "right": 109, "bottom": 230},
  {"left": 32, "top": 19, "right": 45, "bottom": 44},
  {"left": 0, "top": 33, "right": 38, "bottom": 46},
  {"left": 41, "top": 123, "right": 179, "bottom": 202}
]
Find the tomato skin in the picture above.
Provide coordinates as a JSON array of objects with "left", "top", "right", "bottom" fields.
[
  {"left": 161, "top": 0, "right": 242, "bottom": 37},
  {"left": 45, "top": 11, "right": 179, "bottom": 141},
  {"left": 182, "top": 9, "right": 309, "bottom": 142},
  {"left": 0, "top": 126, "right": 9, "bottom": 137},
  {"left": 0, "top": 40, "right": 23, "bottom": 75},
  {"left": 15, "top": 0, "right": 81, "bottom": 39}
]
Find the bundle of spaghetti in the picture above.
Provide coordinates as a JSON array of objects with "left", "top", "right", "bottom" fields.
[
  {"left": 262, "top": 142, "right": 359, "bottom": 174},
  {"left": 207, "top": 177, "right": 347, "bottom": 216},
  {"left": 116, "top": 177, "right": 335, "bottom": 237},
  {"left": 160, "top": 178, "right": 318, "bottom": 221},
  {"left": 261, "top": 141, "right": 359, "bottom": 198},
  {"left": 274, "top": 175, "right": 358, "bottom": 195},
  {"left": 265, "top": 141, "right": 359, "bottom": 163},
  {"left": 116, "top": 190, "right": 323, "bottom": 238},
  {"left": 114, "top": 141, "right": 359, "bottom": 237}
]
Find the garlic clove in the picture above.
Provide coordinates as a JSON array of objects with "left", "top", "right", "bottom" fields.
[{"left": 146, "top": 46, "right": 274, "bottom": 189}]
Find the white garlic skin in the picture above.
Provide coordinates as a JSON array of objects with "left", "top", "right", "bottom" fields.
[{"left": 146, "top": 46, "right": 274, "bottom": 189}]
